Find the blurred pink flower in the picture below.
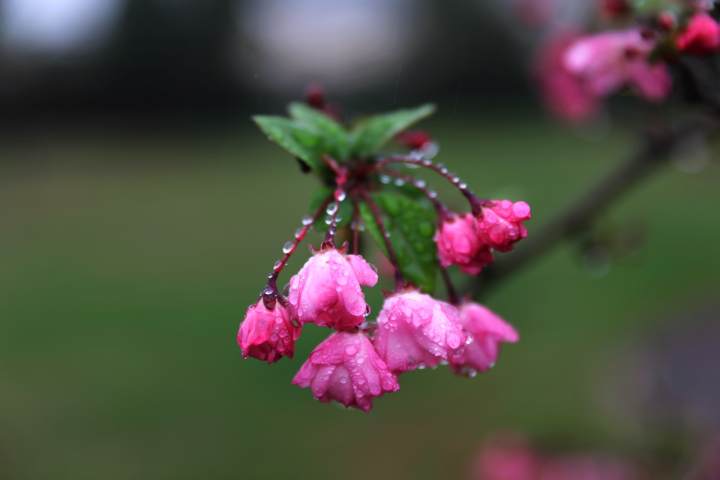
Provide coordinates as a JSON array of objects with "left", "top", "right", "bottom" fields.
[
  {"left": 292, "top": 331, "right": 399, "bottom": 412},
  {"left": 288, "top": 248, "right": 378, "bottom": 331},
  {"left": 677, "top": 13, "right": 720, "bottom": 55},
  {"left": 472, "top": 435, "right": 639, "bottom": 480},
  {"left": 450, "top": 302, "right": 519, "bottom": 376},
  {"left": 373, "top": 289, "right": 465, "bottom": 373},
  {"left": 564, "top": 29, "right": 672, "bottom": 101},
  {"left": 536, "top": 32, "right": 600, "bottom": 121},
  {"left": 478, "top": 200, "right": 532, "bottom": 253},
  {"left": 435, "top": 213, "right": 494, "bottom": 275},
  {"left": 237, "top": 299, "right": 301, "bottom": 363}
]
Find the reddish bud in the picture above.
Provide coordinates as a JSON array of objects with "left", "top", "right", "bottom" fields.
[
  {"left": 305, "top": 83, "right": 326, "bottom": 109},
  {"left": 396, "top": 130, "right": 432, "bottom": 150}
]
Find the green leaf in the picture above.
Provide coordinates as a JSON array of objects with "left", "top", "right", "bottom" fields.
[
  {"left": 360, "top": 192, "right": 438, "bottom": 293},
  {"left": 253, "top": 115, "right": 325, "bottom": 169},
  {"left": 308, "top": 187, "right": 354, "bottom": 232},
  {"left": 631, "top": 0, "right": 681, "bottom": 14},
  {"left": 350, "top": 103, "right": 435, "bottom": 157},
  {"left": 288, "top": 102, "right": 351, "bottom": 160}
]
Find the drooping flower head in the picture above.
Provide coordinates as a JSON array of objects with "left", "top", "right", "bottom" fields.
[
  {"left": 435, "top": 213, "right": 494, "bottom": 275},
  {"left": 450, "top": 302, "right": 519, "bottom": 376},
  {"left": 564, "top": 28, "right": 672, "bottom": 101},
  {"left": 676, "top": 12, "right": 720, "bottom": 54},
  {"left": 373, "top": 289, "right": 466, "bottom": 373},
  {"left": 292, "top": 331, "right": 399, "bottom": 412},
  {"left": 477, "top": 200, "right": 532, "bottom": 253},
  {"left": 237, "top": 299, "right": 301, "bottom": 363},
  {"left": 288, "top": 248, "right": 378, "bottom": 331}
]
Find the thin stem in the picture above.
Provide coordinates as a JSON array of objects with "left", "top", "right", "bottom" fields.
[
  {"left": 378, "top": 168, "right": 451, "bottom": 220},
  {"left": 265, "top": 192, "right": 334, "bottom": 299},
  {"left": 361, "top": 191, "right": 405, "bottom": 288},
  {"left": 440, "top": 267, "right": 459, "bottom": 305},
  {"left": 466, "top": 117, "right": 716, "bottom": 297},
  {"left": 376, "top": 155, "right": 483, "bottom": 214}
]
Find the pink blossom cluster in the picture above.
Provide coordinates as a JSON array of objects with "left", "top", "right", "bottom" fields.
[
  {"left": 238, "top": 244, "right": 520, "bottom": 411},
  {"left": 239, "top": 87, "right": 532, "bottom": 411},
  {"left": 534, "top": 0, "right": 720, "bottom": 121}
]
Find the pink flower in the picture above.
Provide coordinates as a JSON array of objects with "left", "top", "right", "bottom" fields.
[
  {"left": 237, "top": 299, "right": 301, "bottom": 363},
  {"left": 536, "top": 32, "right": 600, "bottom": 122},
  {"left": 292, "top": 331, "right": 399, "bottom": 412},
  {"left": 564, "top": 29, "right": 672, "bottom": 101},
  {"left": 435, "top": 213, "right": 494, "bottom": 275},
  {"left": 677, "top": 13, "right": 720, "bottom": 54},
  {"left": 373, "top": 290, "right": 466, "bottom": 373},
  {"left": 288, "top": 248, "right": 378, "bottom": 331},
  {"left": 450, "top": 302, "right": 519, "bottom": 376},
  {"left": 477, "top": 200, "right": 532, "bottom": 253}
]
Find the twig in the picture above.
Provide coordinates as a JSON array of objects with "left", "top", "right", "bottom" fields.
[{"left": 466, "top": 117, "right": 717, "bottom": 297}]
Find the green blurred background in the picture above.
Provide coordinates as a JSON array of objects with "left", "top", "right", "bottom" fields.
[{"left": 1, "top": 1, "right": 719, "bottom": 479}]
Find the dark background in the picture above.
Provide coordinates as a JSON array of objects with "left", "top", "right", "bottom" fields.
[{"left": 1, "top": 1, "right": 718, "bottom": 479}]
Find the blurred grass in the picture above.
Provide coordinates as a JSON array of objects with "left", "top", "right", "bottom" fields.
[{"left": 1, "top": 116, "right": 719, "bottom": 480}]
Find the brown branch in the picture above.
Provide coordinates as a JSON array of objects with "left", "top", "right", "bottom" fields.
[{"left": 466, "top": 116, "right": 717, "bottom": 297}]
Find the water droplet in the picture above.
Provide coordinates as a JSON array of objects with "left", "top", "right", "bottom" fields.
[
  {"left": 273, "top": 260, "right": 282, "bottom": 271},
  {"left": 379, "top": 175, "right": 391, "bottom": 184},
  {"left": 282, "top": 241, "right": 294, "bottom": 254},
  {"left": 421, "top": 159, "right": 432, "bottom": 167},
  {"left": 414, "top": 179, "right": 426, "bottom": 189},
  {"left": 451, "top": 176, "right": 460, "bottom": 184},
  {"left": 326, "top": 202, "right": 339, "bottom": 215},
  {"left": 458, "top": 182, "right": 467, "bottom": 190},
  {"left": 394, "top": 178, "right": 405, "bottom": 187},
  {"left": 302, "top": 215, "right": 313, "bottom": 226},
  {"left": 336, "top": 191, "right": 347, "bottom": 202},
  {"left": 294, "top": 228, "right": 304, "bottom": 239},
  {"left": 428, "top": 190, "right": 438, "bottom": 199},
  {"left": 408, "top": 151, "right": 423, "bottom": 162},
  {"left": 417, "top": 363, "right": 426, "bottom": 370}
]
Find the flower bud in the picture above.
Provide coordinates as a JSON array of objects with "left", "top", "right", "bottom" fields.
[
  {"left": 435, "top": 213, "right": 493, "bottom": 274},
  {"left": 237, "top": 299, "right": 300, "bottom": 363}
]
